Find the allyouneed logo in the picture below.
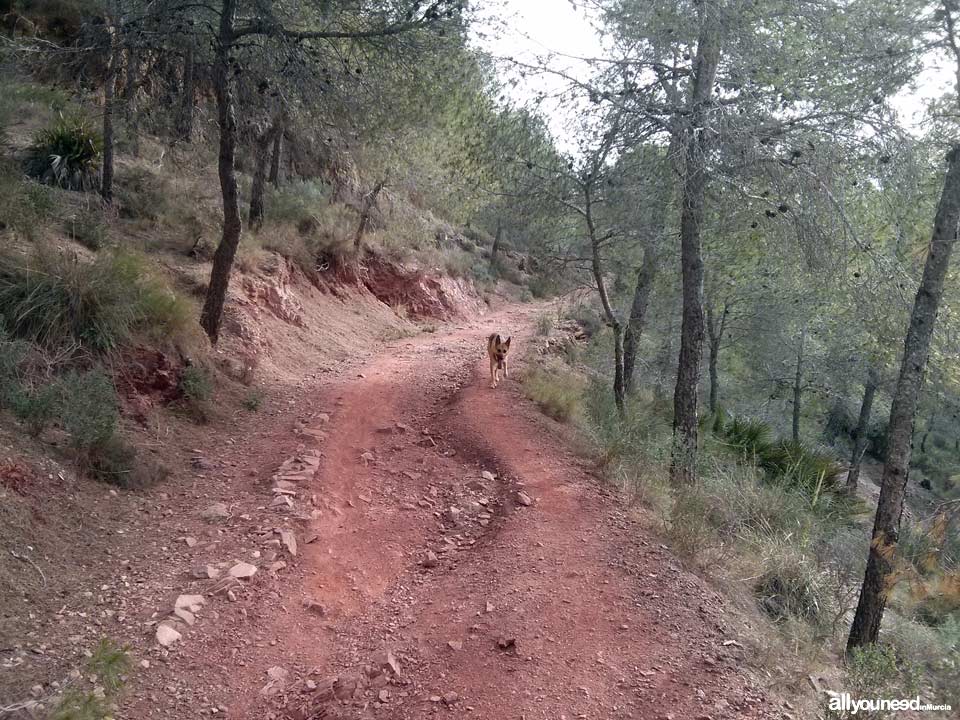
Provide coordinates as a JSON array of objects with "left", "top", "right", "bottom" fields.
[{"left": 828, "top": 693, "right": 953, "bottom": 714}]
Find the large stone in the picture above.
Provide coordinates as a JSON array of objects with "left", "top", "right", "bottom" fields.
[
  {"left": 155, "top": 623, "right": 181, "bottom": 647},
  {"left": 174, "top": 594, "right": 205, "bottom": 611},
  {"left": 173, "top": 607, "right": 196, "bottom": 626},
  {"left": 421, "top": 551, "right": 439, "bottom": 568},
  {"left": 201, "top": 502, "right": 230, "bottom": 520},
  {"left": 228, "top": 562, "right": 258, "bottom": 579},
  {"left": 278, "top": 529, "right": 298, "bottom": 556},
  {"left": 516, "top": 491, "right": 533, "bottom": 507},
  {"left": 372, "top": 650, "right": 401, "bottom": 678}
]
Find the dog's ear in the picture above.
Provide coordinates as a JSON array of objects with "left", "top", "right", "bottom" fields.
[
  {"left": 504, "top": 337, "right": 511, "bottom": 348},
  {"left": 494, "top": 334, "right": 501, "bottom": 345}
]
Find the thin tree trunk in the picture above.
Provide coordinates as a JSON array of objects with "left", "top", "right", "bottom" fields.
[
  {"left": 248, "top": 125, "right": 276, "bottom": 229},
  {"left": 176, "top": 46, "right": 196, "bottom": 142},
  {"left": 846, "top": 366, "right": 880, "bottom": 495},
  {"left": 670, "top": 6, "right": 722, "bottom": 484},
  {"left": 623, "top": 242, "right": 657, "bottom": 395},
  {"left": 268, "top": 119, "right": 284, "bottom": 186},
  {"left": 586, "top": 185, "right": 624, "bottom": 414},
  {"left": 491, "top": 218, "right": 503, "bottom": 266},
  {"left": 199, "top": 0, "right": 241, "bottom": 344},
  {"left": 792, "top": 328, "right": 805, "bottom": 444},
  {"left": 101, "top": 41, "right": 119, "bottom": 203},
  {"left": 847, "top": 145, "right": 960, "bottom": 651},
  {"left": 124, "top": 43, "right": 139, "bottom": 157},
  {"left": 353, "top": 176, "right": 387, "bottom": 251},
  {"left": 705, "top": 299, "right": 728, "bottom": 414}
]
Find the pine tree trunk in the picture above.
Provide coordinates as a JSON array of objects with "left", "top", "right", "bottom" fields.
[
  {"left": 670, "top": 7, "right": 722, "bottom": 484},
  {"left": 792, "top": 328, "right": 805, "bottom": 444},
  {"left": 847, "top": 145, "right": 960, "bottom": 651},
  {"left": 199, "top": 0, "right": 241, "bottom": 344},
  {"left": 353, "top": 177, "right": 387, "bottom": 250},
  {"left": 248, "top": 126, "right": 274, "bottom": 229},
  {"left": 586, "top": 185, "right": 624, "bottom": 414},
  {"left": 124, "top": 43, "right": 139, "bottom": 157},
  {"left": 268, "top": 120, "right": 284, "bottom": 186},
  {"left": 846, "top": 367, "right": 880, "bottom": 495},
  {"left": 705, "top": 300, "right": 728, "bottom": 414},
  {"left": 176, "top": 46, "right": 196, "bottom": 142},
  {"left": 491, "top": 218, "right": 503, "bottom": 266},
  {"left": 623, "top": 242, "right": 657, "bottom": 395},
  {"left": 101, "top": 42, "right": 119, "bottom": 203}
]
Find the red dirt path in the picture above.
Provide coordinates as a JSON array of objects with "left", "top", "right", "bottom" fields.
[{"left": 178, "top": 301, "right": 775, "bottom": 720}]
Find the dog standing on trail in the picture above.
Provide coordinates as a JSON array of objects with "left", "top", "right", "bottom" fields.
[{"left": 487, "top": 333, "right": 511, "bottom": 388}]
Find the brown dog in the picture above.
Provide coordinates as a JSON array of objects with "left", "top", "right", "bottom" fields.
[{"left": 487, "top": 333, "right": 511, "bottom": 388}]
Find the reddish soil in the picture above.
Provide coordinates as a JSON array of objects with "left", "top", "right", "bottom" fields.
[
  {"left": 1, "top": 298, "right": 779, "bottom": 720},
  {"left": 117, "top": 302, "right": 772, "bottom": 720}
]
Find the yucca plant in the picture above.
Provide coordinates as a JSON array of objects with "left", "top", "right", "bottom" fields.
[
  {"left": 722, "top": 416, "right": 775, "bottom": 460},
  {"left": 26, "top": 112, "right": 103, "bottom": 191},
  {"left": 759, "top": 439, "right": 845, "bottom": 496}
]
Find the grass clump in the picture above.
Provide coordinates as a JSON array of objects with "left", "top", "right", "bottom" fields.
[
  {"left": 178, "top": 364, "right": 213, "bottom": 422},
  {"left": 522, "top": 362, "right": 584, "bottom": 422},
  {"left": 25, "top": 112, "right": 102, "bottom": 192},
  {"left": 180, "top": 365, "right": 212, "bottom": 403},
  {"left": 9, "top": 382, "right": 59, "bottom": 437},
  {"left": 65, "top": 208, "right": 108, "bottom": 250},
  {"left": 712, "top": 412, "right": 846, "bottom": 501},
  {"left": 535, "top": 313, "right": 554, "bottom": 336},
  {"left": 824, "top": 644, "right": 922, "bottom": 719},
  {"left": 0, "top": 248, "right": 192, "bottom": 354},
  {"left": 242, "top": 388, "right": 264, "bottom": 411},
  {"left": 50, "top": 637, "right": 130, "bottom": 720},
  {"left": 114, "top": 166, "right": 170, "bottom": 222},
  {"left": 58, "top": 368, "right": 119, "bottom": 451},
  {"left": 0, "top": 175, "right": 57, "bottom": 239}
]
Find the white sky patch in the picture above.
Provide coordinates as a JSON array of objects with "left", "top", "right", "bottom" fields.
[{"left": 473, "top": 0, "right": 955, "bottom": 145}]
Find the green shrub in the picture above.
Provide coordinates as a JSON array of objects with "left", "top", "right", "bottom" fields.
[
  {"left": 719, "top": 415, "right": 774, "bottom": 459},
  {"left": 754, "top": 542, "right": 827, "bottom": 623},
  {"left": 529, "top": 270, "right": 562, "bottom": 298},
  {"left": 242, "top": 388, "right": 264, "bottom": 411},
  {"left": 179, "top": 365, "right": 213, "bottom": 423},
  {"left": 50, "top": 689, "right": 111, "bottom": 720},
  {"left": 759, "top": 439, "right": 845, "bottom": 497},
  {"left": 469, "top": 261, "right": 497, "bottom": 290},
  {"left": 87, "top": 637, "right": 131, "bottom": 695},
  {"left": 522, "top": 364, "right": 584, "bottom": 422},
  {"left": 114, "top": 167, "right": 170, "bottom": 221},
  {"left": 0, "top": 328, "right": 31, "bottom": 405},
  {"left": 25, "top": 112, "right": 102, "bottom": 191},
  {"left": 66, "top": 209, "right": 108, "bottom": 250},
  {"left": 84, "top": 435, "right": 139, "bottom": 486},
  {"left": 264, "top": 179, "right": 332, "bottom": 225},
  {"left": 668, "top": 486, "right": 716, "bottom": 558},
  {"left": 713, "top": 414, "right": 846, "bottom": 501},
  {"left": 9, "top": 382, "right": 59, "bottom": 436},
  {"left": 0, "top": 248, "right": 192, "bottom": 353},
  {"left": 441, "top": 248, "right": 474, "bottom": 278},
  {"left": 826, "top": 644, "right": 923, "bottom": 719},
  {"left": 58, "top": 368, "right": 119, "bottom": 451},
  {"left": 535, "top": 313, "right": 554, "bottom": 336},
  {"left": 566, "top": 303, "right": 603, "bottom": 338},
  {"left": 0, "top": 175, "right": 57, "bottom": 239},
  {"left": 51, "top": 636, "right": 130, "bottom": 720},
  {"left": 180, "top": 365, "right": 212, "bottom": 403}
]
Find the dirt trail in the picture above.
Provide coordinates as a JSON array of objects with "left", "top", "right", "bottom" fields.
[
  {"left": 108, "top": 301, "right": 775, "bottom": 720},
  {"left": 173, "top": 301, "right": 770, "bottom": 720}
]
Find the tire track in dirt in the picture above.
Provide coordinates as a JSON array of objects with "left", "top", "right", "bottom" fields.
[{"left": 218, "top": 303, "right": 775, "bottom": 720}]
